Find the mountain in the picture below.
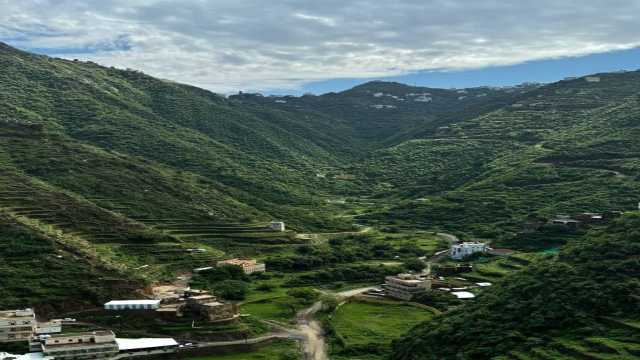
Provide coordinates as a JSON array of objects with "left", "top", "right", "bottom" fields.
[
  {"left": 353, "top": 71, "right": 640, "bottom": 243},
  {"left": 230, "top": 80, "right": 538, "bottom": 146},
  {"left": 2, "top": 41, "right": 640, "bottom": 353},
  {"left": 392, "top": 213, "right": 640, "bottom": 360}
]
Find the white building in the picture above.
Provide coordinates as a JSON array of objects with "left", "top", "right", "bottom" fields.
[
  {"left": 0, "top": 309, "right": 36, "bottom": 343},
  {"left": 269, "top": 221, "right": 286, "bottom": 232},
  {"left": 450, "top": 242, "right": 487, "bottom": 260},
  {"left": 104, "top": 300, "right": 161, "bottom": 311},
  {"left": 585, "top": 76, "right": 601, "bottom": 82}
]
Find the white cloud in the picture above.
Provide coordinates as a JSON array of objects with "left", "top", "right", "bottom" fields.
[{"left": 2, "top": 0, "right": 640, "bottom": 93}]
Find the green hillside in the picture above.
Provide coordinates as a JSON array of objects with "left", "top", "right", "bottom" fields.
[
  {"left": 2, "top": 41, "right": 640, "bottom": 359},
  {"left": 356, "top": 72, "right": 640, "bottom": 241},
  {"left": 392, "top": 213, "right": 640, "bottom": 360}
]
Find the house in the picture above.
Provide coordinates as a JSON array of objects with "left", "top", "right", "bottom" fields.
[
  {"left": 585, "top": 76, "right": 601, "bottom": 82},
  {"left": 156, "top": 290, "right": 239, "bottom": 323},
  {"left": 575, "top": 213, "right": 604, "bottom": 224},
  {"left": 383, "top": 274, "right": 431, "bottom": 301},
  {"left": 435, "top": 264, "right": 473, "bottom": 276},
  {"left": 104, "top": 300, "right": 161, "bottom": 311},
  {"left": 217, "top": 259, "right": 266, "bottom": 274},
  {"left": 551, "top": 216, "right": 581, "bottom": 228},
  {"left": 0, "top": 308, "right": 36, "bottom": 343},
  {"left": 269, "top": 221, "right": 286, "bottom": 232},
  {"left": 34, "top": 331, "right": 119, "bottom": 360},
  {"left": 450, "top": 242, "right": 487, "bottom": 260}
]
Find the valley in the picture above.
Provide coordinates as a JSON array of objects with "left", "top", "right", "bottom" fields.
[{"left": 1, "top": 42, "right": 640, "bottom": 360}]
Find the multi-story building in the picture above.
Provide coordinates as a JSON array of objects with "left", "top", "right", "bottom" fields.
[
  {"left": 35, "top": 320, "right": 62, "bottom": 335},
  {"left": 450, "top": 242, "right": 487, "bottom": 260},
  {"left": 384, "top": 274, "right": 431, "bottom": 301},
  {"left": 0, "top": 308, "right": 36, "bottom": 343},
  {"left": 217, "top": 258, "right": 266, "bottom": 274},
  {"left": 36, "top": 331, "right": 119, "bottom": 360}
]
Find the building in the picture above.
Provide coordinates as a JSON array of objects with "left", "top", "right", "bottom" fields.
[
  {"left": 575, "top": 213, "right": 604, "bottom": 224},
  {"left": 216, "top": 259, "right": 266, "bottom": 274},
  {"left": 269, "top": 221, "right": 286, "bottom": 232},
  {"left": 451, "top": 291, "right": 476, "bottom": 299},
  {"left": 435, "top": 264, "right": 473, "bottom": 276},
  {"left": 585, "top": 76, "right": 601, "bottom": 82},
  {"left": 551, "top": 216, "right": 581, "bottom": 228},
  {"left": 104, "top": 300, "right": 161, "bottom": 311},
  {"left": 115, "top": 338, "right": 177, "bottom": 355},
  {"left": 383, "top": 274, "right": 431, "bottom": 301},
  {"left": 35, "top": 331, "right": 119, "bottom": 360},
  {"left": 156, "top": 290, "right": 239, "bottom": 323},
  {"left": 35, "top": 320, "right": 62, "bottom": 335},
  {"left": 450, "top": 242, "right": 487, "bottom": 260},
  {"left": 0, "top": 309, "right": 36, "bottom": 343}
]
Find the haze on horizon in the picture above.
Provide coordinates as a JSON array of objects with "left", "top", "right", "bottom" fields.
[{"left": 2, "top": 0, "right": 640, "bottom": 94}]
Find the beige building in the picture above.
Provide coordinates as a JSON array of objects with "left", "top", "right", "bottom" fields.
[
  {"left": 384, "top": 274, "right": 431, "bottom": 301},
  {"left": 217, "top": 259, "right": 266, "bottom": 274},
  {"left": 156, "top": 290, "right": 239, "bottom": 323},
  {"left": 35, "top": 331, "right": 119, "bottom": 360},
  {"left": 0, "top": 308, "right": 36, "bottom": 343}
]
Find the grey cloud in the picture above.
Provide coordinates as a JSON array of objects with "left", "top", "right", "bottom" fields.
[{"left": 1, "top": 0, "right": 640, "bottom": 92}]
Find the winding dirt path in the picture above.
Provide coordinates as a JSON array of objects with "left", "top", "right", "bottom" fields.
[{"left": 294, "top": 287, "right": 375, "bottom": 360}]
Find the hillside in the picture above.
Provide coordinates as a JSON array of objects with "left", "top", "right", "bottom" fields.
[
  {"left": 2, "top": 41, "right": 640, "bottom": 358},
  {"left": 392, "top": 213, "right": 640, "bottom": 360},
  {"left": 355, "top": 71, "right": 640, "bottom": 243},
  {"left": 0, "top": 41, "right": 364, "bottom": 231},
  {"left": 231, "top": 81, "right": 538, "bottom": 146}
]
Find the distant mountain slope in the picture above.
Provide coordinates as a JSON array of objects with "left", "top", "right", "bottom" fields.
[
  {"left": 392, "top": 213, "right": 640, "bottom": 360},
  {"left": 230, "top": 81, "right": 538, "bottom": 146},
  {"left": 358, "top": 72, "right": 640, "bottom": 239}
]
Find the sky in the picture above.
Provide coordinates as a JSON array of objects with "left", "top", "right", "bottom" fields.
[{"left": 1, "top": 0, "right": 640, "bottom": 95}]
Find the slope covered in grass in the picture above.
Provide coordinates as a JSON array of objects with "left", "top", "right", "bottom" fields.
[{"left": 392, "top": 213, "right": 640, "bottom": 360}]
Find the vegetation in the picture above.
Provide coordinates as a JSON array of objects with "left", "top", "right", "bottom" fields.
[
  {"left": 184, "top": 339, "right": 300, "bottom": 360},
  {"left": 392, "top": 214, "right": 640, "bottom": 359},
  {"left": 325, "top": 300, "right": 435, "bottom": 359},
  {"left": 2, "top": 42, "right": 640, "bottom": 359}
]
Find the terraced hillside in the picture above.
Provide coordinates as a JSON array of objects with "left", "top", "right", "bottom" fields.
[
  {"left": 0, "top": 41, "right": 361, "bottom": 231},
  {"left": 358, "top": 72, "right": 640, "bottom": 240},
  {"left": 392, "top": 213, "right": 640, "bottom": 360}
]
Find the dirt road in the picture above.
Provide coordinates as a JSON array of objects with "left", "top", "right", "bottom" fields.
[{"left": 295, "top": 286, "right": 375, "bottom": 360}]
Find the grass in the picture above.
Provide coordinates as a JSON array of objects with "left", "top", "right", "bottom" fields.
[
  {"left": 327, "top": 299, "right": 435, "bottom": 359},
  {"left": 184, "top": 339, "right": 300, "bottom": 360}
]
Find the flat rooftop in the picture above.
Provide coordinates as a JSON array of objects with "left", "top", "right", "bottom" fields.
[
  {"left": 116, "top": 338, "right": 178, "bottom": 351},
  {"left": 104, "top": 300, "right": 161, "bottom": 306},
  {"left": 0, "top": 308, "right": 35, "bottom": 319}
]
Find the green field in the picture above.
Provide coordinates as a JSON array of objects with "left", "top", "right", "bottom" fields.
[
  {"left": 327, "top": 300, "right": 435, "bottom": 359},
  {"left": 185, "top": 339, "right": 300, "bottom": 360}
]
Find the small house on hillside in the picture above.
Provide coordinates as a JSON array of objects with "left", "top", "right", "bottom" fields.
[
  {"left": 269, "top": 221, "right": 286, "bottom": 232},
  {"left": 217, "top": 258, "right": 266, "bottom": 274}
]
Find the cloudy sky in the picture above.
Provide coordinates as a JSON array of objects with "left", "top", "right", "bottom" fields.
[{"left": 2, "top": 0, "right": 640, "bottom": 93}]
